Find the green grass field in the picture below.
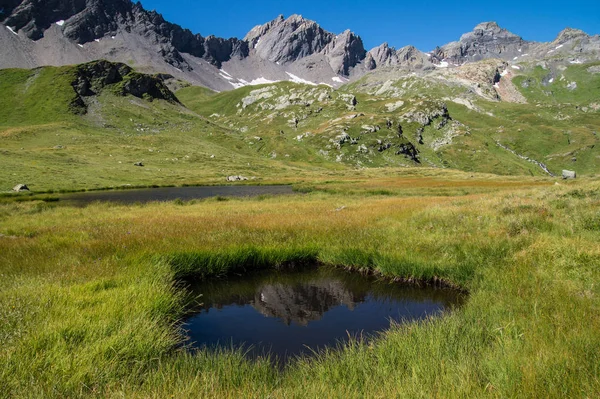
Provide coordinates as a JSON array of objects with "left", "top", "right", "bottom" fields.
[
  {"left": 1, "top": 60, "right": 599, "bottom": 193},
  {"left": 1, "top": 174, "right": 599, "bottom": 398},
  {"left": 1, "top": 59, "right": 600, "bottom": 397}
]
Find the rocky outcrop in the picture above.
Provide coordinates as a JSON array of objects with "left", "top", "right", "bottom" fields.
[
  {"left": 226, "top": 175, "right": 248, "bottom": 182},
  {"left": 117, "top": 72, "right": 179, "bottom": 102},
  {"left": 396, "top": 142, "right": 420, "bottom": 163},
  {"left": 555, "top": 28, "right": 588, "bottom": 44},
  {"left": 72, "top": 60, "right": 133, "bottom": 96},
  {"left": 367, "top": 43, "right": 397, "bottom": 69},
  {"left": 401, "top": 102, "right": 451, "bottom": 127},
  {"left": 12, "top": 184, "right": 29, "bottom": 192},
  {"left": 70, "top": 60, "right": 179, "bottom": 113}
]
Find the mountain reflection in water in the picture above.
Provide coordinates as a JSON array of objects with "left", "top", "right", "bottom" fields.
[
  {"left": 254, "top": 280, "right": 359, "bottom": 326},
  {"left": 184, "top": 267, "right": 465, "bottom": 366}
]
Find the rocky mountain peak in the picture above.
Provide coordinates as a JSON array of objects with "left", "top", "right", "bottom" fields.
[
  {"left": 323, "top": 29, "right": 366, "bottom": 75},
  {"left": 554, "top": 27, "right": 588, "bottom": 43},
  {"left": 473, "top": 21, "right": 501, "bottom": 32},
  {"left": 2, "top": 3, "right": 598, "bottom": 92},
  {"left": 286, "top": 14, "right": 306, "bottom": 23},
  {"left": 245, "top": 14, "right": 334, "bottom": 64},
  {"left": 244, "top": 14, "right": 284, "bottom": 44},
  {"left": 2, "top": 0, "right": 133, "bottom": 41},
  {"left": 367, "top": 42, "right": 398, "bottom": 69},
  {"left": 243, "top": 13, "right": 365, "bottom": 75},
  {"left": 396, "top": 45, "right": 421, "bottom": 61},
  {"left": 366, "top": 43, "right": 432, "bottom": 70},
  {"left": 436, "top": 21, "right": 528, "bottom": 64},
  {"left": 461, "top": 21, "right": 521, "bottom": 42}
]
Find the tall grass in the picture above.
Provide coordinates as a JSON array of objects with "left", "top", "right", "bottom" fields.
[{"left": 0, "top": 177, "right": 599, "bottom": 397}]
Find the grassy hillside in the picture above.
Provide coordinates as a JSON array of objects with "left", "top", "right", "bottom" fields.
[
  {"left": 1, "top": 59, "right": 599, "bottom": 192},
  {"left": 0, "top": 65, "right": 339, "bottom": 192},
  {"left": 0, "top": 67, "right": 79, "bottom": 126},
  {"left": 1, "top": 60, "right": 600, "bottom": 398},
  {"left": 178, "top": 60, "right": 600, "bottom": 178}
]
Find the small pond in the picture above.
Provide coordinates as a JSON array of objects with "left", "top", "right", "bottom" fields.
[
  {"left": 183, "top": 266, "right": 465, "bottom": 367},
  {"left": 62, "top": 185, "right": 294, "bottom": 204}
]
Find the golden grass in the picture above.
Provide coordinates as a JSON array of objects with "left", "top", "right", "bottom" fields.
[{"left": 0, "top": 176, "right": 599, "bottom": 397}]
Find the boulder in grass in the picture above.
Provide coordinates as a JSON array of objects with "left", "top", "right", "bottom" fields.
[
  {"left": 226, "top": 176, "right": 248, "bottom": 182},
  {"left": 134, "top": 162, "right": 144, "bottom": 167},
  {"left": 13, "top": 184, "right": 29, "bottom": 192},
  {"left": 562, "top": 170, "right": 576, "bottom": 180}
]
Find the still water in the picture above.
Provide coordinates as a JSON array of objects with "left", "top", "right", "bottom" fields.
[
  {"left": 62, "top": 185, "right": 294, "bottom": 204},
  {"left": 184, "top": 267, "right": 465, "bottom": 366}
]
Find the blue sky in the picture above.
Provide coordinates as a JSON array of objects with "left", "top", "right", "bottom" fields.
[{"left": 138, "top": 0, "right": 600, "bottom": 51}]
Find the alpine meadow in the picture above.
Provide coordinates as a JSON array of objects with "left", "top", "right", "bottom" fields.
[{"left": 1, "top": 1, "right": 599, "bottom": 397}]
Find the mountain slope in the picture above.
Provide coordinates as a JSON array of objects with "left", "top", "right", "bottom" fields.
[
  {"left": 0, "top": 2, "right": 366, "bottom": 90},
  {"left": 0, "top": 61, "right": 331, "bottom": 191},
  {"left": 177, "top": 58, "right": 600, "bottom": 177},
  {"left": 1, "top": 56, "right": 599, "bottom": 191},
  {"left": 2, "top": 1, "right": 599, "bottom": 91}
]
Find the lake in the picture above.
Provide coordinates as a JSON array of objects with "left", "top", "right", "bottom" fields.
[
  {"left": 183, "top": 266, "right": 465, "bottom": 367},
  {"left": 62, "top": 185, "right": 294, "bottom": 204}
]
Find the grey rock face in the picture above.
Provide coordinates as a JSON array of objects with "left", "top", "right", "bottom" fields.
[
  {"left": 2, "top": 1, "right": 599, "bottom": 91},
  {"left": 246, "top": 15, "right": 334, "bottom": 64},
  {"left": 402, "top": 102, "right": 450, "bottom": 127},
  {"left": 245, "top": 14, "right": 365, "bottom": 76},
  {"left": 3, "top": 0, "right": 95, "bottom": 41},
  {"left": 396, "top": 46, "right": 429, "bottom": 66},
  {"left": 322, "top": 29, "right": 365, "bottom": 75},
  {"left": 433, "top": 22, "right": 531, "bottom": 64},
  {"left": 555, "top": 28, "right": 588, "bottom": 44},
  {"left": 366, "top": 44, "right": 433, "bottom": 70},
  {"left": 367, "top": 43, "right": 398, "bottom": 69},
  {"left": 1, "top": 0, "right": 246, "bottom": 70},
  {"left": 528, "top": 28, "right": 600, "bottom": 63}
]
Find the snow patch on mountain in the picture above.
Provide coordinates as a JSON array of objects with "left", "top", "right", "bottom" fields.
[
  {"left": 249, "top": 77, "right": 279, "bottom": 85},
  {"left": 286, "top": 72, "right": 317, "bottom": 86}
]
